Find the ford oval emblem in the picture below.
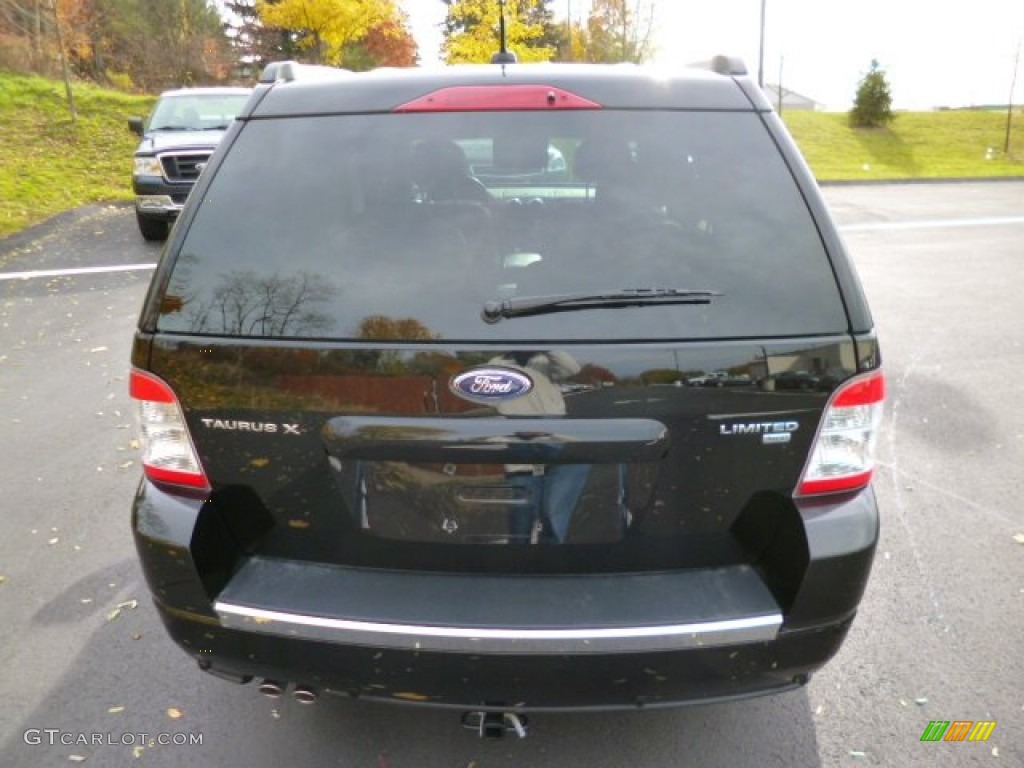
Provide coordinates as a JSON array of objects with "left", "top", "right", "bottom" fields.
[{"left": 450, "top": 367, "right": 533, "bottom": 404}]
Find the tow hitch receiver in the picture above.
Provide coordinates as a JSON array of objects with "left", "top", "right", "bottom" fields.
[{"left": 461, "top": 711, "right": 529, "bottom": 740}]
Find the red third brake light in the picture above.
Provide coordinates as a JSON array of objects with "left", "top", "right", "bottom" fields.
[
  {"left": 395, "top": 85, "right": 602, "bottom": 113},
  {"left": 130, "top": 369, "right": 210, "bottom": 491},
  {"left": 797, "top": 369, "right": 885, "bottom": 497}
]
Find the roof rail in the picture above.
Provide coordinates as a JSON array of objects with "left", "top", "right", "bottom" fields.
[
  {"left": 258, "top": 60, "right": 348, "bottom": 84},
  {"left": 691, "top": 55, "right": 748, "bottom": 77}
]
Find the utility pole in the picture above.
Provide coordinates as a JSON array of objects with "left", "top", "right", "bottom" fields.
[
  {"left": 1005, "top": 37, "right": 1021, "bottom": 155},
  {"left": 567, "top": 0, "right": 572, "bottom": 61},
  {"left": 777, "top": 56, "right": 784, "bottom": 115},
  {"left": 757, "top": 0, "right": 766, "bottom": 87}
]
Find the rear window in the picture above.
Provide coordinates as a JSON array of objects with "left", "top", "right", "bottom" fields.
[{"left": 158, "top": 110, "right": 846, "bottom": 341}]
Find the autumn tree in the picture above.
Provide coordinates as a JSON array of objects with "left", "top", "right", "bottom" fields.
[
  {"left": 256, "top": 0, "right": 397, "bottom": 66},
  {"left": 522, "top": 0, "right": 563, "bottom": 56},
  {"left": 342, "top": 12, "right": 417, "bottom": 70},
  {"left": 579, "top": 0, "right": 656, "bottom": 64},
  {"left": 224, "top": 0, "right": 299, "bottom": 76},
  {"left": 0, "top": 0, "right": 230, "bottom": 88},
  {"left": 441, "top": 0, "right": 555, "bottom": 64}
]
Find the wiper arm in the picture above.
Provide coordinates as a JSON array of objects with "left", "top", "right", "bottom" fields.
[{"left": 482, "top": 288, "right": 722, "bottom": 324}]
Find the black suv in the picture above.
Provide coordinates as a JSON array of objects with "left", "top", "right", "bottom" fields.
[
  {"left": 130, "top": 58, "right": 884, "bottom": 715},
  {"left": 128, "top": 87, "right": 251, "bottom": 241}
]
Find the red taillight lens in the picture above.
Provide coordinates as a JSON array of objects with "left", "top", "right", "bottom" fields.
[
  {"left": 797, "top": 370, "right": 885, "bottom": 496},
  {"left": 395, "top": 85, "right": 602, "bottom": 112},
  {"left": 130, "top": 369, "right": 209, "bottom": 491}
]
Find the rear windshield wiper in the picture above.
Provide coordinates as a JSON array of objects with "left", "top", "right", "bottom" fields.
[
  {"left": 482, "top": 288, "right": 722, "bottom": 323},
  {"left": 149, "top": 125, "right": 200, "bottom": 131}
]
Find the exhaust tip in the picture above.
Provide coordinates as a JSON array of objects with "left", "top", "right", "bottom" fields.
[
  {"left": 258, "top": 679, "right": 287, "bottom": 698},
  {"left": 292, "top": 684, "right": 319, "bottom": 704}
]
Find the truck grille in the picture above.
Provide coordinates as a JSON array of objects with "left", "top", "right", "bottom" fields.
[{"left": 159, "top": 152, "right": 212, "bottom": 182}]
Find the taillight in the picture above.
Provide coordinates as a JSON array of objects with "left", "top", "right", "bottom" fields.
[
  {"left": 797, "top": 370, "right": 885, "bottom": 496},
  {"left": 395, "top": 85, "right": 601, "bottom": 112},
  {"left": 130, "top": 369, "right": 209, "bottom": 491}
]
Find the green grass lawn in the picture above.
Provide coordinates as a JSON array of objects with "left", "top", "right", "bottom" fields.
[
  {"left": 782, "top": 109, "right": 1024, "bottom": 181},
  {"left": 0, "top": 70, "right": 153, "bottom": 239},
  {"left": 0, "top": 69, "right": 1022, "bottom": 240}
]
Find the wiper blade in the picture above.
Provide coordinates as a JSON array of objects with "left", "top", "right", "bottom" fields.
[
  {"left": 150, "top": 125, "right": 200, "bottom": 131},
  {"left": 482, "top": 288, "right": 722, "bottom": 323}
]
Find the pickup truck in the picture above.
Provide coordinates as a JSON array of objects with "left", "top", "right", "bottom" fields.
[
  {"left": 687, "top": 370, "right": 752, "bottom": 387},
  {"left": 128, "top": 87, "right": 251, "bottom": 240}
]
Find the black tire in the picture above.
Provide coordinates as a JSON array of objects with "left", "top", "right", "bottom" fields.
[{"left": 136, "top": 213, "right": 169, "bottom": 241}]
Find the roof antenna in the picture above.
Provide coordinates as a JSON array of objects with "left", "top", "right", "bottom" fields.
[{"left": 491, "top": 0, "right": 518, "bottom": 64}]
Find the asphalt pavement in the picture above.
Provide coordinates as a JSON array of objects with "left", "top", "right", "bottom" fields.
[{"left": 0, "top": 184, "right": 1021, "bottom": 767}]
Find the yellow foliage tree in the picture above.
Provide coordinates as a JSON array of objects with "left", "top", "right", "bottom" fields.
[
  {"left": 256, "top": 0, "right": 397, "bottom": 65},
  {"left": 442, "top": 0, "right": 554, "bottom": 64}
]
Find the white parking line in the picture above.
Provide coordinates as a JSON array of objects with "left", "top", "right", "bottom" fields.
[
  {"left": 0, "top": 263, "right": 157, "bottom": 281},
  {"left": 839, "top": 215, "right": 1024, "bottom": 233}
]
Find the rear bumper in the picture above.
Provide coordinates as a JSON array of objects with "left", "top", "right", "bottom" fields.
[
  {"left": 132, "top": 480, "right": 877, "bottom": 710},
  {"left": 156, "top": 597, "right": 848, "bottom": 711},
  {"left": 214, "top": 558, "right": 781, "bottom": 654}
]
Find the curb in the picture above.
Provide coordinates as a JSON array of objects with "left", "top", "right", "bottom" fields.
[{"left": 818, "top": 176, "right": 1024, "bottom": 187}]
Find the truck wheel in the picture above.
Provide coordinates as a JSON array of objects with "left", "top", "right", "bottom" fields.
[{"left": 137, "top": 213, "right": 169, "bottom": 242}]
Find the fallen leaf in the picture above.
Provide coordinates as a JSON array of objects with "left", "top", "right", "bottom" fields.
[
  {"left": 849, "top": 751, "right": 866, "bottom": 758},
  {"left": 80, "top": 598, "right": 93, "bottom": 605},
  {"left": 1013, "top": 533, "right": 1024, "bottom": 545},
  {"left": 0, "top": 576, "right": 6, "bottom": 585},
  {"left": 915, "top": 697, "right": 928, "bottom": 705},
  {"left": 993, "top": 746, "right": 999, "bottom": 757},
  {"left": 48, "top": 537, "right": 59, "bottom": 546},
  {"left": 250, "top": 458, "right": 270, "bottom": 468},
  {"left": 68, "top": 756, "right": 87, "bottom": 763},
  {"left": 106, "top": 608, "right": 121, "bottom": 622},
  {"left": 108, "top": 706, "right": 125, "bottom": 714},
  {"left": 132, "top": 746, "right": 145, "bottom": 759},
  {"left": 119, "top": 461, "right": 134, "bottom": 469},
  {"left": 270, "top": 708, "right": 281, "bottom": 720},
  {"left": 393, "top": 692, "right": 429, "bottom": 702},
  {"left": 90, "top": 346, "right": 108, "bottom": 353},
  {"left": 287, "top": 519, "right": 310, "bottom": 529},
  {"left": 132, "top": 633, "right": 143, "bottom": 641},
  {"left": 166, "top": 707, "right": 184, "bottom": 719},
  {"left": 116, "top": 600, "right": 138, "bottom": 610}
]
